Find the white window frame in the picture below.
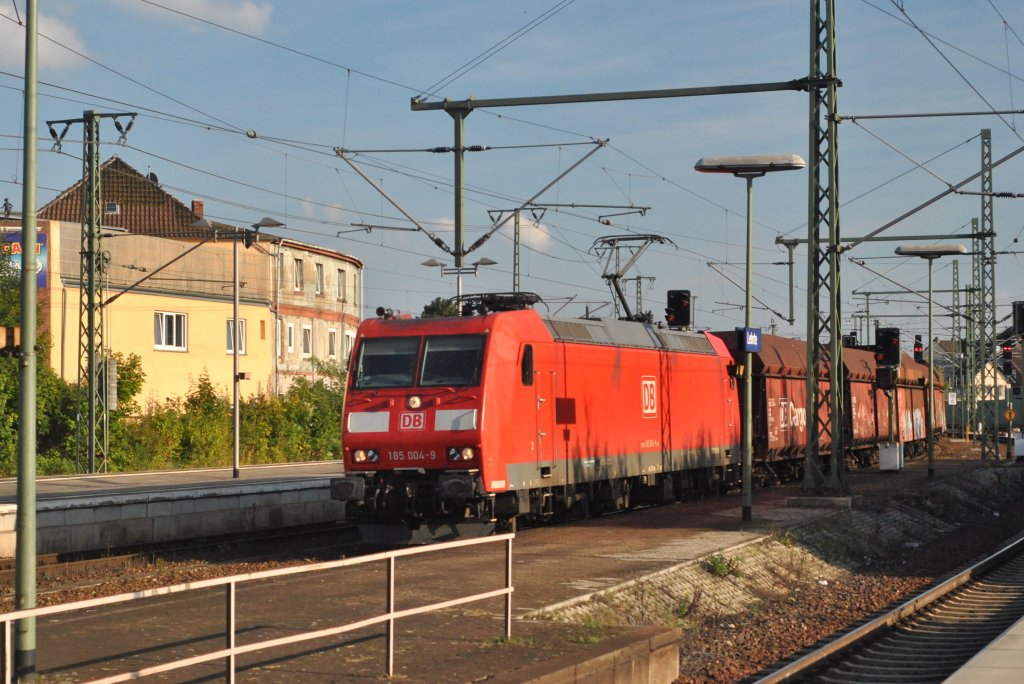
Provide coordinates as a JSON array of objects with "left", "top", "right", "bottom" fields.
[
  {"left": 337, "top": 268, "right": 347, "bottom": 302},
  {"left": 287, "top": 323, "right": 295, "bottom": 353},
  {"left": 226, "top": 318, "right": 247, "bottom": 355},
  {"left": 315, "top": 263, "right": 324, "bottom": 295},
  {"left": 302, "top": 324, "right": 313, "bottom": 357},
  {"left": 154, "top": 311, "right": 187, "bottom": 351},
  {"left": 293, "top": 258, "right": 304, "bottom": 291},
  {"left": 328, "top": 328, "right": 337, "bottom": 358}
]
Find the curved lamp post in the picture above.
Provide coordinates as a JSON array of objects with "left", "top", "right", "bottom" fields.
[
  {"left": 197, "top": 216, "right": 285, "bottom": 479},
  {"left": 422, "top": 257, "right": 498, "bottom": 313},
  {"left": 895, "top": 243, "right": 966, "bottom": 479},
  {"left": 695, "top": 154, "right": 805, "bottom": 523},
  {"left": 228, "top": 217, "right": 284, "bottom": 478}
]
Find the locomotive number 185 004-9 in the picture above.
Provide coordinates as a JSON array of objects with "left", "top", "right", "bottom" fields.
[{"left": 387, "top": 449, "right": 437, "bottom": 462}]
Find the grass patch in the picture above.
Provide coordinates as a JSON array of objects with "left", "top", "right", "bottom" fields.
[
  {"left": 773, "top": 530, "right": 796, "bottom": 547},
  {"left": 491, "top": 635, "right": 534, "bottom": 647}
]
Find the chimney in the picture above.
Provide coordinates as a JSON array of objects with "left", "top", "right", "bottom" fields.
[{"left": 192, "top": 199, "right": 204, "bottom": 218}]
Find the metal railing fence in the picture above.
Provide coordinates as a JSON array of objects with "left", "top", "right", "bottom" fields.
[{"left": 2, "top": 532, "right": 514, "bottom": 683}]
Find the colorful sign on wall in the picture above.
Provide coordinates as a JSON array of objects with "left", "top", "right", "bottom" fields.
[{"left": 0, "top": 231, "right": 47, "bottom": 288}]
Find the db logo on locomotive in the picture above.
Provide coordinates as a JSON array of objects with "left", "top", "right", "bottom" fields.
[
  {"left": 641, "top": 376, "right": 657, "bottom": 417},
  {"left": 399, "top": 412, "right": 425, "bottom": 430}
]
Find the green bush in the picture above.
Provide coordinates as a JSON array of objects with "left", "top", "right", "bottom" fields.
[{"left": 0, "top": 352, "right": 346, "bottom": 475}]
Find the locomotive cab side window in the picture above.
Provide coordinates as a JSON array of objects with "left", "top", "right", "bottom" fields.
[
  {"left": 521, "top": 344, "right": 534, "bottom": 386},
  {"left": 352, "top": 337, "right": 420, "bottom": 388},
  {"left": 420, "top": 335, "right": 485, "bottom": 387}
]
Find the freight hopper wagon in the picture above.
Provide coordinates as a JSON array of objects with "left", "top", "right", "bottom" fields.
[
  {"left": 714, "top": 331, "right": 833, "bottom": 481},
  {"left": 843, "top": 346, "right": 886, "bottom": 467},
  {"left": 884, "top": 352, "right": 946, "bottom": 457},
  {"left": 331, "top": 309, "right": 740, "bottom": 538}
]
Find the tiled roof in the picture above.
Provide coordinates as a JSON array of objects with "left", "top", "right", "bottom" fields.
[{"left": 38, "top": 156, "right": 218, "bottom": 238}]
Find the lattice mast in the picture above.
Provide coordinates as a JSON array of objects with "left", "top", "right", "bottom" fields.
[{"left": 802, "top": 0, "right": 846, "bottom": 494}]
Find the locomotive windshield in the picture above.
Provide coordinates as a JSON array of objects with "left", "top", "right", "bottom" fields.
[
  {"left": 352, "top": 334, "right": 485, "bottom": 389},
  {"left": 420, "top": 335, "right": 485, "bottom": 387},
  {"left": 352, "top": 337, "right": 419, "bottom": 388}
]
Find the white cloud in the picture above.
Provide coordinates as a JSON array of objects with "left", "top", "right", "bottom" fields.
[
  {"left": 106, "top": 0, "right": 273, "bottom": 35},
  {"left": 0, "top": 11, "right": 90, "bottom": 72},
  {"left": 517, "top": 219, "right": 553, "bottom": 252}
]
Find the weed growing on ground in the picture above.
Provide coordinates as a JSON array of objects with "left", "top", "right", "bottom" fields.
[
  {"left": 675, "top": 589, "right": 703, "bottom": 619},
  {"left": 706, "top": 553, "right": 744, "bottom": 578}
]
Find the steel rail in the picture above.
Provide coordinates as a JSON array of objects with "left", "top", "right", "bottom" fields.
[{"left": 753, "top": 531, "right": 1024, "bottom": 683}]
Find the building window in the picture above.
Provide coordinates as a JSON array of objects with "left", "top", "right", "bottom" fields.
[
  {"left": 293, "top": 258, "right": 304, "bottom": 291},
  {"left": 226, "top": 319, "right": 247, "bottom": 354},
  {"left": 337, "top": 268, "right": 347, "bottom": 301},
  {"left": 302, "top": 324, "right": 313, "bottom": 357},
  {"left": 315, "top": 263, "right": 324, "bottom": 295},
  {"left": 287, "top": 323, "right": 295, "bottom": 353},
  {"left": 328, "top": 328, "right": 337, "bottom": 358},
  {"left": 154, "top": 311, "right": 186, "bottom": 351},
  {"left": 345, "top": 331, "right": 355, "bottom": 360}
]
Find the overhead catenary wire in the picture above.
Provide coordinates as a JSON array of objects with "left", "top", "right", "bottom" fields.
[
  {"left": 415, "top": 0, "right": 578, "bottom": 99},
  {"left": 0, "top": 3, "right": 1015, "bottom": 330},
  {"left": 891, "top": 0, "right": 1024, "bottom": 145}
]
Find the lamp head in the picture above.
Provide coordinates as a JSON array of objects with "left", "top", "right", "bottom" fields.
[
  {"left": 894, "top": 244, "right": 967, "bottom": 259},
  {"left": 695, "top": 154, "right": 806, "bottom": 177}
]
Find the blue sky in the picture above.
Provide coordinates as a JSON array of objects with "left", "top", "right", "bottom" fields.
[{"left": 1, "top": 0, "right": 1022, "bottom": 343}]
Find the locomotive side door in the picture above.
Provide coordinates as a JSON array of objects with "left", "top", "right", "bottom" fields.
[{"left": 531, "top": 344, "right": 557, "bottom": 478}]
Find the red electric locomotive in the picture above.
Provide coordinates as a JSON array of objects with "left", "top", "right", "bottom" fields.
[
  {"left": 331, "top": 305, "right": 741, "bottom": 539},
  {"left": 331, "top": 295, "right": 944, "bottom": 540}
]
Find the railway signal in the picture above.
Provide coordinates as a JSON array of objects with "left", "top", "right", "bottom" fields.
[
  {"left": 875, "top": 327, "right": 901, "bottom": 366},
  {"left": 1014, "top": 301, "right": 1024, "bottom": 335},
  {"left": 1002, "top": 341, "right": 1015, "bottom": 378},
  {"left": 665, "top": 289, "right": 691, "bottom": 327},
  {"left": 913, "top": 335, "right": 924, "bottom": 363}
]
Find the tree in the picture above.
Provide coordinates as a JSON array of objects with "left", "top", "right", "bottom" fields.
[{"left": 421, "top": 296, "right": 459, "bottom": 318}]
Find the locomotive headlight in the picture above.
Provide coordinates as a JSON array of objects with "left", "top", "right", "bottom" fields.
[
  {"left": 447, "top": 446, "right": 475, "bottom": 461},
  {"left": 408, "top": 395, "right": 422, "bottom": 410},
  {"left": 352, "top": 449, "right": 379, "bottom": 464}
]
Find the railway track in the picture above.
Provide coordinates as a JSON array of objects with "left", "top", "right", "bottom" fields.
[
  {"left": 750, "top": 532, "right": 1024, "bottom": 683},
  {"left": 0, "top": 521, "right": 362, "bottom": 599}
]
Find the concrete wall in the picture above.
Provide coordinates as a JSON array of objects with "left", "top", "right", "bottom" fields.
[
  {"left": 491, "top": 626, "right": 681, "bottom": 684},
  {"left": 0, "top": 480, "right": 344, "bottom": 557}
]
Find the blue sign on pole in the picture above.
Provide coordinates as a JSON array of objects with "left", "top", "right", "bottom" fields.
[
  {"left": 1, "top": 231, "right": 47, "bottom": 288},
  {"left": 738, "top": 326, "right": 762, "bottom": 353}
]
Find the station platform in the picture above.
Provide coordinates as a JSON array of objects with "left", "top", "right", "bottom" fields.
[
  {"left": 0, "top": 461, "right": 345, "bottom": 557},
  {"left": 946, "top": 615, "right": 1024, "bottom": 683}
]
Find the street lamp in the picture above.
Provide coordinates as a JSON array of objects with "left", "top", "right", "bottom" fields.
[
  {"left": 421, "top": 257, "right": 498, "bottom": 312},
  {"left": 227, "top": 217, "right": 284, "bottom": 479},
  {"left": 695, "top": 154, "right": 805, "bottom": 523},
  {"left": 198, "top": 216, "right": 284, "bottom": 479},
  {"left": 894, "top": 243, "right": 966, "bottom": 479}
]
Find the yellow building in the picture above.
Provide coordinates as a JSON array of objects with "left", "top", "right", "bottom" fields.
[{"left": 0, "top": 156, "right": 362, "bottom": 406}]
